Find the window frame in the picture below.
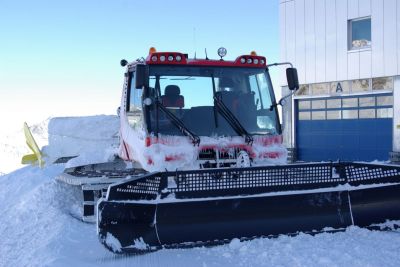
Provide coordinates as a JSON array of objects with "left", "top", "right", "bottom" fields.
[{"left": 348, "top": 16, "right": 371, "bottom": 51}]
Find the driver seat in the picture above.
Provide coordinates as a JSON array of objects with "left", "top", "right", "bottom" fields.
[{"left": 162, "top": 85, "right": 185, "bottom": 108}]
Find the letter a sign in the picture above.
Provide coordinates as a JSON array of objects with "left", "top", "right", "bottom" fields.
[{"left": 336, "top": 82, "right": 343, "bottom": 93}]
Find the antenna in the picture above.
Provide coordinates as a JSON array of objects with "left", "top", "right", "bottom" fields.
[
  {"left": 193, "top": 27, "right": 197, "bottom": 59},
  {"left": 205, "top": 48, "right": 209, "bottom": 60}
]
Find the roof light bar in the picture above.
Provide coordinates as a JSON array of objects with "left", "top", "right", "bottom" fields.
[
  {"left": 144, "top": 47, "right": 265, "bottom": 67},
  {"left": 146, "top": 51, "right": 188, "bottom": 65},
  {"left": 235, "top": 55, "right": 267, "bottom": 66}
]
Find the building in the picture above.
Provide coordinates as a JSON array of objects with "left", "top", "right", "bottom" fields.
[{"left": 279, "top": 0, "right": 400, "bottom": 162}]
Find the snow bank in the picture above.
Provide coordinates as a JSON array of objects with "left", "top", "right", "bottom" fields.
[
  {"left": 43, "top": 115, "right": 119, "bottom": 167},
  {"left": 0, "top": 116, "right": 119, "bottom": 174}
]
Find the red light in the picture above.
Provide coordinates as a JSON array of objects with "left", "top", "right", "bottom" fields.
[{"left": 145, "top": 137, "right": 152, "bottom": 147}]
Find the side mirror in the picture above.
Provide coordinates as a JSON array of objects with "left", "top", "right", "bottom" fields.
[
  {"left": 286, "top": 68, "right": 299, "bottom": 91},
  {"left": 120, "top": 59, "right": 128, "bottom": 67},
  {"left": 135, "top": 64, "right": 149, "bottom": 89}
]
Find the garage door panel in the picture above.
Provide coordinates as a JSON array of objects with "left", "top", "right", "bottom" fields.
[{"left": 296, "top": 94, "right": 392, "bottom": 162}]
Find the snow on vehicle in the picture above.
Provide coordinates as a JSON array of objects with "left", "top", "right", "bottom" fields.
[{"left": 26, "top": 47, "right": 400, "bottom": 254}]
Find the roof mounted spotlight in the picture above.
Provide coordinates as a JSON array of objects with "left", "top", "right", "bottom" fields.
[{"left": 217, "top": 47, "right": 227, "bottom": 60}]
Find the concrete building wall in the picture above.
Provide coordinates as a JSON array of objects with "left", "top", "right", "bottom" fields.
[
  {"left": 280, "top": 0, "right": 400, "bottom": 85},
  {"left": 280, "top": 0, "right": 400, "bottom": 160}
]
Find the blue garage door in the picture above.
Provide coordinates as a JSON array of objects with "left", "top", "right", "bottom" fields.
[{"left": 296, "top": 94, "right": 393, "bottom": 161}]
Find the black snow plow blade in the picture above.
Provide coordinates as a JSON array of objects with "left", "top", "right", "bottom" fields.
[{"left": 97, "top": 162, "right": 400, "bottom": 253}]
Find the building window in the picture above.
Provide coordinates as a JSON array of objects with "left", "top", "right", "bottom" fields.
[
  {"left": 348, "top": 17, "right": 371, "bottom": 50},
  {"left": 327, "top": 110, "right": 341, "bottom": 120},
  {"left": 342, "top": 98, "right": 358, "bottom": 108},
  {"left": 310, "top": 83, "right": 329, "bottom": 96},
  {"left": 359, "top": 97, "right": 375, "bottom": 107},
  {"left": 312, "top": 111, "right": 326, "bottom": 120},
  {"left": 311, "top": 100, "right": 326, "bottom": 109},
  {"left": 327, "top": 99, "right": 341, "bottom": 109},
  {"left": 376, "top": 96, "right": 393, "bottom": 106},
  {"left": 343, "top": 110, "right": 358, "bottom": 119},
  {"left": 372, "top": 77, "right": 393, "bottom": 91},
  {"left": 359, "top": 109, "right": 376, "bottom": 119},
  {"left": 298, "top": 100, "right": 311, "bottom": 110},
  {"left": 299, "top": 111, "right": 311, "bottom": 120},
  {"left": 351, "top": 79, "right": 370, "bottom": 93},
  {"left": 295, "top": 85, "right": 310, "bottom": 96}
]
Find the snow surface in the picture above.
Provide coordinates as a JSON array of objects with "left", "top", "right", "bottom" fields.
[{"left": 1, "top": 116, "right": 400, "bottom": 266}]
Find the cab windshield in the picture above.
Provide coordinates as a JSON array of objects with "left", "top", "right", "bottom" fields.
[{"left": 146, "top": 65, "right": 279, "bottom": 137}]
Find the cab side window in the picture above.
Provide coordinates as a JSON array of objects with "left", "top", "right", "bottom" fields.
[
  {"left": 129, "top": 71, "right": 143, "bottom": 112},
  {"left": 128, "top": 71, "right": 143, "bottom": 128}
]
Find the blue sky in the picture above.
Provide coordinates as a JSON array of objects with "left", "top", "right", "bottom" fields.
[{"left": 0, "top": 0, "right": 280, "bottom": 132}]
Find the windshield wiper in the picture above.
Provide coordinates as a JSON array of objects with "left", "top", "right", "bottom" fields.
[
  {"left": 156, "top": 101, "right": 200, "bottom": 146},
  {"left": 211, "top": 78, "right": 253, "bottom": 145}
]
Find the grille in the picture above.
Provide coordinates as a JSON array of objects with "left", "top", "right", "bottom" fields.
[
  {"left": 198, "top": 148, "right": 240, "bottom": 160},
  {"left": 345, "top": 163, "right": 400, "bottom": 185},
  {"left": 107, "top": 173, "right": 162, "bottom": 200},
  {"left": 106, "top": 162, "right": 400, "bottom": 201},
  {"left": 168, "top": 164, "right": 340, "bottom": 198}
]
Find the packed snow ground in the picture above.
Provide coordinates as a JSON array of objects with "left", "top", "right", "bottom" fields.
[{"left": 1, "top": 116, "right": 400, "bottom": 267}]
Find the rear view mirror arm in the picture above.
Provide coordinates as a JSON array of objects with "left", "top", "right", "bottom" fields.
[{"left": 266, "top": 62, "right": 293, "bottom": 68}]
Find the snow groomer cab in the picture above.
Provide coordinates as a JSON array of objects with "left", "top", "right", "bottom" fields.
[{"left": 118, "top": 47, "right": 295, "bottom": 172}]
